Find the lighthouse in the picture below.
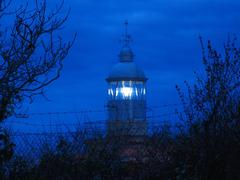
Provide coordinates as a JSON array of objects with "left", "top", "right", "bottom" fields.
[{"left": 106, "top": 22, "right": 148, "bottom": 137}]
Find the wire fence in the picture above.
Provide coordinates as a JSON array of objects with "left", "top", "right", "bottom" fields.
[
  {"left": 1, "top": 125, "right": 179, "bottom": 179},
  {"left": 3, "top": 104, "right": 181, "bottom": 132},
  {"left": 0, "top": 104, "right": 181, "bottom": 174},
  {"left": 2, "top": 103, "right": 237, "bottom": 179}
]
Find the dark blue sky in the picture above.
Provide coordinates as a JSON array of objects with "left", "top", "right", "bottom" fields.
[{"left": 18, "top": 0, "right": 240, "bottom": 115}]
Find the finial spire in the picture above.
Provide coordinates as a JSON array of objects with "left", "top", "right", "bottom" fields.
[
  {"left": 124, "top": 20, "right": 128, "bottom": 37},
  {"left": 119, "top": 20, "right": 134, "bottom": 62},
  {"left": 121, "top": 20, "right": 132, "bottom": 48}
]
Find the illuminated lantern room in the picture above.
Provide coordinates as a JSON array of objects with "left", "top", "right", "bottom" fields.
[{"left": 106, "top": 21, "right": 148, "bottom": 136}]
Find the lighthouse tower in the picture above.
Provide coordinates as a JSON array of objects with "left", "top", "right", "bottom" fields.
[{"left": 106, "top": 22, "right": 148, "bottom": 137}]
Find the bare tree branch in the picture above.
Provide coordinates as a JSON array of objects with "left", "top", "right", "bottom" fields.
[{"left": 0, "top": 0, "right": 75, "bottom": 121}]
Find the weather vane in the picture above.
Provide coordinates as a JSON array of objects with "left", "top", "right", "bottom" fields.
[
  {"left": 124, "top": 20, "right": 128, "bottom": 36},
  {"left": 120, "top": 20, "right": 133, "bottom": 47}
]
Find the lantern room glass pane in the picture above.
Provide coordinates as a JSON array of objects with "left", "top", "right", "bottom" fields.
[{"left": 108, "top": 81, "right": 146, "bottom": 100}]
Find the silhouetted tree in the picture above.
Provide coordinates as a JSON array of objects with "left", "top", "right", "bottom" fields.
[
  {"left": 0, "top": 0, "right": 75, "bottom": 122},
  {"left": 0, "top": 0, "right": 75, "bottom": 169},
  {"left": 175, "top": 37, "right": 240, "bottom": 179}
]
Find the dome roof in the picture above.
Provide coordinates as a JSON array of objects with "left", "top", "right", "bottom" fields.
[{"left": 106, "top": 62, "right": 147, "bottom": 82}]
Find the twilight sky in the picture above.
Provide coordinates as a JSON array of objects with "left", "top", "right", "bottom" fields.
[{"left": 13, "top": 0, "right": 240, "bottom": 118}]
